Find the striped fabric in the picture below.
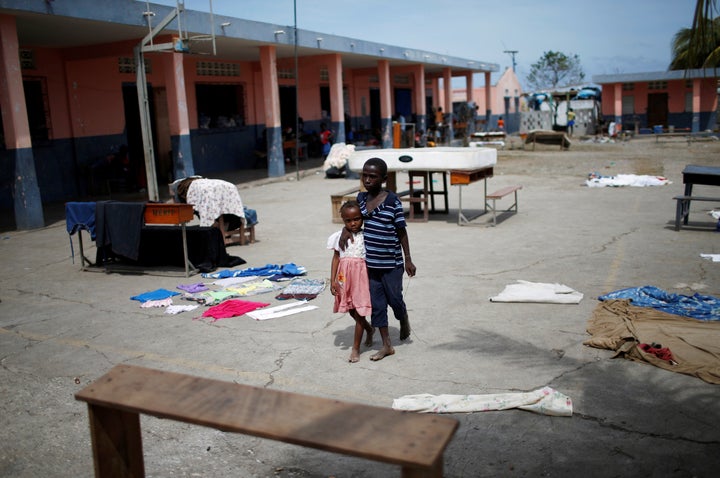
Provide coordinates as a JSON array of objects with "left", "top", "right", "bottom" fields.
[{"left": 358, "top": 191, "right": 407, "bottom": 269}]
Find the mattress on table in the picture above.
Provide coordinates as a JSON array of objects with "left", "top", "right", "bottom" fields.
[{"left": 347, "top": 147, "right": 496, "bottom": 172}]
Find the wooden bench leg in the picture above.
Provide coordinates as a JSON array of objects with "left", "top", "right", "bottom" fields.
[
  {"left": 87, "top": 404, "right": 145, "bottom": 478},
  {"left": 675, "top": 199, "right": 683, "bottom": 230},
  {"left": 401, "top": 457, "right": 443, "bottom": 478}
]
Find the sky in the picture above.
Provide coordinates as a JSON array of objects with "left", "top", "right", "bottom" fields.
[{"left": 149, "top": 0, "right": 702, "bottom": 87}]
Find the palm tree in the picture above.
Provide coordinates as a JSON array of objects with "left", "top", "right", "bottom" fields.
[
  {"left": 674, "top": 0, "right": 720, "bottom": 69},
  {"left": 670, "top": 16, "right": 720, "bottom": 69}
]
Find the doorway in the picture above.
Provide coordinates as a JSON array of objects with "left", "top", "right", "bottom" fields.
[
  {"left": 122, "top": 84, "right": 158, "bottom": 190},
  {"left": 279, "top": 85, "right": 297, "bottom": 132},
  {"left": 647, "top": 93, "right": 668, "bottom": 127}
]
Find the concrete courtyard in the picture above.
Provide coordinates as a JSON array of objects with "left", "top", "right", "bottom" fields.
[{"left": 1, "top": 135, "right": 719, "bottom": 477}]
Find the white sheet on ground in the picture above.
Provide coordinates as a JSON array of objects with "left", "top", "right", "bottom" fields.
[
  {"left": 700, "top": 254, "right": 720, "bottom": 263},
  {"left": 490, "top": 280, "right": 583, "bottom": 304},
  {"left": 246, "top": 300, "right": 318, "bottom": 320},
  {"left": 392, "top": 387, "right": 572, "bottom": 417},
  {"left": 586, "top": 174, "right": 670, "bottom": 187}
]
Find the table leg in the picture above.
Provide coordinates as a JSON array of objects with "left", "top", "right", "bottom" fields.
[{"left": 181, "top": 223, "right": 190, "bottom": 277}]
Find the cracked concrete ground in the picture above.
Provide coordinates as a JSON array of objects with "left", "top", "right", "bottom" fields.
[{"left": 1, "top": 136, "right": 719, "bottom": 477}]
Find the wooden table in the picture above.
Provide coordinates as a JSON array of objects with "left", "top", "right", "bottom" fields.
[
  {"left": 674, "top": 165, "right": 720, "bottom": 230},
  {"left": 450, "top": 167, "right": 495, "bottom": 225}
]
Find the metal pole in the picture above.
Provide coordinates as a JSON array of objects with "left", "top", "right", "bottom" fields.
[
  {"left": 294, "top": 0, "right": 300, "bottom": 181},
  {"left": 135, "top": 45, "right": 159, "bottom": 202}
]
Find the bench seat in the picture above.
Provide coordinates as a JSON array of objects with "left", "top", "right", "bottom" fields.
[
  {"left": 76, "top": 365, "right": 458, "bottom": 478},
  {"left": 486, "top": 185, "right": 522, "bottom": 226},
  {"left": 673, "top": 195, "right": 720, "bottom": 230}
]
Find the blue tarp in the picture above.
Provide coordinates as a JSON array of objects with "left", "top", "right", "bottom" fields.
[{"left": 598, "top": 286, "right": 720, "bottom": 321}]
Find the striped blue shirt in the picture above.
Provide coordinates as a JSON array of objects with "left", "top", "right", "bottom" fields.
[{"left": 358, "top": 191, "right": 407, "bottom": 270}]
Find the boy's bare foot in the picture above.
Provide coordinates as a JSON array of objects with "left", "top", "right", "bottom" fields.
[
  {"left": 399, "top": 314, "right": 411, "bottom": 340},
  {"left": 364, "top": 327, "right": 375, "bottom": 347},
  {"left": 349, "top": 348, "right": 360, "bottom": 363},
  {"left": 370, "top": 346, "right": 395, "bottom": 361}
]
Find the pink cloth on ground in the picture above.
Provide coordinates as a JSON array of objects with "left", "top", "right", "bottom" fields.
[{"left": 201, "top": 299, "right": 269, "bottom": 320}]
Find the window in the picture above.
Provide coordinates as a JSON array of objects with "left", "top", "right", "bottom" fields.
[
  {"left": 622, "top": 83, "right": 634, "bottom": 91},
  {"left": 195, "top": 83, "right": 245, "bottom": 129},
  {"left": 621, "top": 95, "right": 634, "bottom": 115},
  {"left": 648, "top": 81, "right": 667, "bottom": 90}
]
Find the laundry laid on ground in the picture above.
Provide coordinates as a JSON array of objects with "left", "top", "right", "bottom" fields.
[
  {"left": 584, "top": 298, "right": 720, "bottom": 384},
  {"left": 392, "top": 386, "right": 572, "bottom": 417},
  {"left": 598, "top": 285, "right": 720, "bottom": 321},
  {"left": 127, "top": 263, "right": 323, "bottom": 320},
  {"left": 490, "top": 280, "right": 583, "bottom": 304},
  {"left": 275, "top": 278, "right": 326, "bottom": 300},
  {"left": 130, "top": 288, "right": 181, "bottom": 303},
  {"left": 585, "top": 173, "right": 670, "bottom": 187},
  {"left": 246, "top": 301, "right": 319, "bottom": 321},
  {"left": 201, "top": 299, "right": 270, "bottom": 320},
  {"left": 202, "top": 263, "right": 306, "bottom": 280}
]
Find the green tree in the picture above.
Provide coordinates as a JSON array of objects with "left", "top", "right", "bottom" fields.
[
  {"left": 526, "top": 51, "right": 585, "bottom": 91},
  {"left": 670, "top": 17, "right": 720, "bottom": 68},
  {"left": 688, "top": 0, "right": 720, "bottom": 68},
  {"left": 673, "top": 1, "right": 720, "bottom": 68}
]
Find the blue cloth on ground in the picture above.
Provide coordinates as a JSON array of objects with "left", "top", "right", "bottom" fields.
[
  {"left": 202, "top": 263, "right": 306, "bottom": 280},
  {"left": 131, "top": 288, "right": 181, "bottom": 303},
  {"left": 598, "top": 286, "right": 720, "bottom": 321}
]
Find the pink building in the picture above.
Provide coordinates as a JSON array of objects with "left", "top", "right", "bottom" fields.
[
  {"left": 593, "top": 69, "right": 719, "bottom": 133},
  {"left": 0, "top": 1, "right": 499, "bottom": 229},
  {"left": 451, "top": 67, "right": 523, "bottom": 132}
]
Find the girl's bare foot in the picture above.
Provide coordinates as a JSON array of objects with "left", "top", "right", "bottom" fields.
[
  {"left": 370, "top": 345, "right": 395, "bottom": 361},
  {"left": 364, "top": 327, "right": 375, "bottom": 347},
  {"left": 349, "top": 348, "right": 360, "bottom": 363}
]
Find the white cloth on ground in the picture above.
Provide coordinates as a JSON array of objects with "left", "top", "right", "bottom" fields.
[
  {"left": 700, "top": 254, "right": 720, "bottom": 263},
  {"left": 392, "top": 387, "right": 572, "bottom": 417},
  {"left": 165, "top": 304, "right": 200, "bottom": 315},
  {"left": 586, "top": 174, "right": 670, "bottom": 188},
  {"left": 490, "top": 280, "right": 583, "bottom": 304},
  {"left": 246, "top": 300, "right": 318, "bottom": 320}
]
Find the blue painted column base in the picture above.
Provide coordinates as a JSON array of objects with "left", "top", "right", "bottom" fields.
[
  {"left": 13, "top": 147, "right": 44, "bottom": 230},
  {"left": 171, "top": 134, "right": 195, "bottom": 180},
  {"left": 333, "top": 121, "right": 345, "bottom": 144},
  {"left": 267, "top": 126, "right": 285, "bottom": 177},
  {"left": 381, "top": 118, "right": 393, "bottom": 149}
]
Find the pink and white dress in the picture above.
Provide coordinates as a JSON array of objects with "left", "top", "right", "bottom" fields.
[{"left": 327, "top": 230, "right": 371, "bottom": 316}]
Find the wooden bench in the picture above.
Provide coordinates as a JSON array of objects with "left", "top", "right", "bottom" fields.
[
  {"left": 486, "top": 185, "right": 522, "bottom": 226},
  {"left": 76, "top": 365, "right": 458, "bottom": 478},
  {"left": 330, "top": 186, "right": 361, "bottom": 223},
  {"left": 673, "top": 195, "right": 720, "bottom": 230}
]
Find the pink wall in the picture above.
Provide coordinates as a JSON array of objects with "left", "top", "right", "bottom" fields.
[{"left": 450, "top": 68, "right": 522, "bottom": 113}]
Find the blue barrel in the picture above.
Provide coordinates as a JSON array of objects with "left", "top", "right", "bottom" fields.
[{"left": 653, "top": 125, "right": 663, "bottom": 134}]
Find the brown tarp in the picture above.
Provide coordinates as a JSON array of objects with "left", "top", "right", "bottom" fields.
[{"left": 584, "top": 299, "right": 720, "bottom": 384}]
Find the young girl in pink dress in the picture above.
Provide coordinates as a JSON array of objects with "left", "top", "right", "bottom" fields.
[{"left": 327, "top": 200, "right": 374, "bottom": 362}]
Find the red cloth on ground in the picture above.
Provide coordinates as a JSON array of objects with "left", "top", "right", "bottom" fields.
[
  {"left": 202, "top": 299, "right": 269, "bottom": 319},
  {"left": 639, "top": 343, "right": 675, "bottom": 362}
]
